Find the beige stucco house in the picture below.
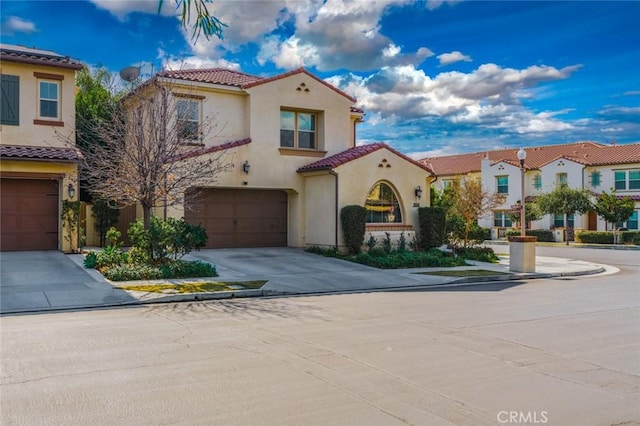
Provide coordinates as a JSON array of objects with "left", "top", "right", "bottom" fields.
[
  {"left": 0, "top": 44, "right": 83, "bottom": 252},
  {"left": 117, "top": 68, "right": 432, "bottom": 250}
]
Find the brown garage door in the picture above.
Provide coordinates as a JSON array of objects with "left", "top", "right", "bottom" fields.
[
  {"left": 1, "top": 178, "right": 59, "bottom": 251},
  {"left": 185, "top": 189, "right": 287, "bottom": 248}
]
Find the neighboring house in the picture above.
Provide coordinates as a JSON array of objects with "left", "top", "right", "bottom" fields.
[
  {"left": 118, "top": 68, "right": 432, "bottom": 249},
  {"left": 422, "top": 141, "right": 640, "bottom": 239},
  {"left": 0, "top": 44, "right": 83, "bottom": 252}
]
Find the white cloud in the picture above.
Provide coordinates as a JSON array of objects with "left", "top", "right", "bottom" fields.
[
  {"left": 330, "top": 62, "right": 580, "bottom": 135},
  {"left": 1, "top": 16, "right": 37, "bottom": 35},
  {"left": 437, "top": 50, "right": 472, "bottom": 66},
  {"left": 90, "top": 0, "right": 170, "bottom": 20}
]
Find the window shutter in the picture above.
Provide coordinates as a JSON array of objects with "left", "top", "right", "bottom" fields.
[{"left": 1, "top": 75, "right": 20, "bottom": 125}]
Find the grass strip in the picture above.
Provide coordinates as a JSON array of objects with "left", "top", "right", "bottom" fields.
[
  {"left": 116, "top": 280, "right": 267, "bottom": 294},
  {"left": 414, "top": 269, "right": 511, "bottom": 277}
]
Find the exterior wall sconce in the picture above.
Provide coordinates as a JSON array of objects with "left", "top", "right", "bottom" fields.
[
  {"left": 414, "top": 185, "right": 423, "bottom": 199},
  {"left": 67, "top": 183, "right": 75, "bottom": 199},
  {"left": 242, "top": 160, "right": 250, "bottom": 174}
]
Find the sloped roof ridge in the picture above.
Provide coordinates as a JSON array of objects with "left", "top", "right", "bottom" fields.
[
  {"left": 242, "top": 67, "right": 357, "bottom": 103},
  {"left": 298, "top": 143, "right": 432, "bottom": 173}
]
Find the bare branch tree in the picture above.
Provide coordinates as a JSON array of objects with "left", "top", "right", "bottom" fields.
[
  {"left": 68, "top": 79, "right": 233, "bottom": 229},
  {"left": 451, "top": 177, "right": 500, "bottom": 247}
]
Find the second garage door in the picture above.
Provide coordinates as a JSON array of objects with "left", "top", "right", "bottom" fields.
[
  {"left": 185, "top": 189, "right": 288, "bottom": 248},
  {"left": 1, "top": 178, "right": 59, "bottom": 251}
]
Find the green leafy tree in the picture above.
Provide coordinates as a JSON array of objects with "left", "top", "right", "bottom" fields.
[
  {"left": 507, "top": 200, "right": 544, "bottom": 229},
  {"left": 91, "top": 196, "right": 120, "bottom": 247},
  {"left": 537, "top": 185, "right": 593, "bottom": 244},
  {"left": 160, "top": 0, "right": 227, "bottom": 41},
  {"left": 594, "top": 189, "right": 635, "bottom": 243}
]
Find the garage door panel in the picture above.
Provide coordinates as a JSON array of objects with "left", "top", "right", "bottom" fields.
[
  {"left": 185, "top": 189, "right": 288, "bottom": 248},
  {"left": 1, "top": 179, "right": 59, "bottom": 251}
]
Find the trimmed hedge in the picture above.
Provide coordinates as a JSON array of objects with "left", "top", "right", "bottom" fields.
[
  {"left": 621, "top": 231, "right": 640, "bottom": 245},
  {"left": 341, "top": 205, "right": 367, "bottom": 254},
  {"left": 575, "top": 231, "right": 614, "bottom": 244},
  {"left": 505, "top": 229, "right": 554, "bottom": 242},
  {"left": 418, "top": 207, "right": 446, "bottom": 250}
]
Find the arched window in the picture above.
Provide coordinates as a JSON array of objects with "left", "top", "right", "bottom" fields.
[{"left": 365, "top": 182, "right": 402, "bottom": 223}]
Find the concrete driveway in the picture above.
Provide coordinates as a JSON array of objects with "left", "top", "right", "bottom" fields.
[
  {"left": 0, "top": 251, "right": 135, "bottom": 313},
  {"left": 186, "top": 247, "right": 463, "bottom": 294}
]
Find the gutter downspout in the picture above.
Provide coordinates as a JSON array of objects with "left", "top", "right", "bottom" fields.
[{"left": 329, "top": 170, "right": 339, "bottom": 248}]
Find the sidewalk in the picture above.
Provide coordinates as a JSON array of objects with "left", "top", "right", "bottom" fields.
[{"left": 1, "top": 248, "right": 613, "bottom": 315}]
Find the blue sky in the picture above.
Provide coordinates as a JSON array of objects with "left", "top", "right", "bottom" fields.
[{"left": 2, "top": 0, "right": 639, "bottom": 158}]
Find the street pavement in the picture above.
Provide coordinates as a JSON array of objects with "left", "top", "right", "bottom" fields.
[{"left": 0, "top": 245, "right": 618, "bottom": 314}]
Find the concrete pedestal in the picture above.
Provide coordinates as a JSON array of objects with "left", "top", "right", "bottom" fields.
[{"left": 508, "top": 236, "right": 537, "bottom": 273}]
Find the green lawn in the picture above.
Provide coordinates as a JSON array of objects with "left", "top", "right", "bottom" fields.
[
  {"left": 116, "top": 280, "right": 267, "bottom": 294},
  {"left": 414, "top": 269, "right": 511, "bottom": 277}
]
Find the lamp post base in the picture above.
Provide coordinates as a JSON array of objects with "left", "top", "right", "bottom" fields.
[{"left": 508, "top": 236, "right": 537, "bottom": 273}]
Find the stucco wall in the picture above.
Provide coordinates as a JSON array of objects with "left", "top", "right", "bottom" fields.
[
  {"left": 334, "top": 148, "right": 430, "bottom": 248},
  {"left": 302, "top": 173, "right": 337, "bottom": 247},
  {"left": 0, "top": 61, "right": 77, "bottom": 148}
]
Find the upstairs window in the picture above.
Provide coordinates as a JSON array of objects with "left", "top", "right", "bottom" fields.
[
  {"left": 365, "top": 182, "right": 402, "bottom": 223},
  {"left": 556, "top": 172, "right": 568, "bottom": 187},
  {"left": 533, "top": 174, "right": 542, "bottom": 190},
  {"left": 1, "top": 74, "right": 19, "bottom": 125},
  {"left": 615, "top": 170, "right": 640, "bottom": 190},
  {"left": 38, "top": 80, "right": 59, "bottom": 119},
  {"left": 281, "top": 110, "right": 316, "bottom": 149},
  {"left": 176, "top": 99, "right": 200, "bottom": 142},
  {"left": 590, "top": 171, "right": 601, "bottom": 187},
  {"left": 496, "top": 176, "right": 509, "bottom": 194}
]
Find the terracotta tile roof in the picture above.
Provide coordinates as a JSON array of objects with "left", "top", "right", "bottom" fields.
[
  {"left": 157, "top": 67, "right": 358, "bottom": 103},
  {"left": 0, "top": 43, "right": 83, "bottom": 70},
  {"left": 0, "top": 145, "right": 81, "bottom": 162},
  {"left": 298, "top": 143, "right": 433, "bottom": 173},
  {"left": 170, "top": 138, "right": 251, "bottom": 161},
  {"left": 421, "top": 141, "right": 640, "bottom": 176},
  {"left": 243, "top": 68, "right": 357, "bottom": 103},
  {"left": 157, "top": 68, "right": 262, "bottom": 87}
]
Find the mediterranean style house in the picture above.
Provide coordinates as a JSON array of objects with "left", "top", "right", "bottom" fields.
[
  {"left": 0, "top": 44, "right": 83, "bottom": 252},
  {"left": 111, "top": 68, "right": 432, "bottom": 250},
  {"left": 422, "top": 141, "right": 640, "bottom": 240}
]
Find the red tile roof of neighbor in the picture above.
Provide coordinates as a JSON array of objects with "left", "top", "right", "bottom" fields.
[
  {"left": 158, "top": 67, "right": 357, "bottom": 103},
  {"left": 170, "top": 138, "right": 251, "bottom": 162},
  {"left": 297, "top": 143, "right": 433, "bottom": 173},
  {"left": 0, "top": 145, "right": 81, "bottom": 162},
  {"left": 0, "top": 44, "right": 83, "bottom": 70},
  {"left": 421, "top": 141, "right": 640, "bottom": 176}
]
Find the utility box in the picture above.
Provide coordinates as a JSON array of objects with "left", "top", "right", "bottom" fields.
[{"left": 508, "top": 236, "right": 537, "bottom": 273}]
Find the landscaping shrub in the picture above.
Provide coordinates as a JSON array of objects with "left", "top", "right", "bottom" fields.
[
  {"left": 418, "top": 207, "right": 446, "bottom": 250},
  {"left": 95, "top": 245, "right": 128, "bottom": 268},
  {"left": 456, "top": 246, "right": 499, "bottom": 263},
  {"left": 306, "top": 246, "right": 467, "bottom": 269},
  {"left": 620, "top": 231, "right": 640, "bottom": 245},
  {"left": 128, "top": 217, "right": 208, "bottom": 261},
  {"left": 102, "top": 264, "right": 163, "bottom": 281},
  {"left": 382, "top": 232, "right": 392, "bottom": 254},
  {"left": 159, "top": 260, "right": 216, "bottom": 278},
  {"left": 505, "top": 229, "right": 554, "bottom": 242},
  {"left": 365, "top": 234, "right": 377, "bottom": 251},
  {"left": 575, "top": 231, "right": 614, "bottom": 244},
  {"left": 84, "top": 251, "right": 97, "bottom": 268},
  {"left": 340, "top": 205, "right": 366, "bottom": 254}
]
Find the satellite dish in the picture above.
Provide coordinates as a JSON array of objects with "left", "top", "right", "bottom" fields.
[{"left": 119, "top": 66, "right": 140, "bottom": 82}]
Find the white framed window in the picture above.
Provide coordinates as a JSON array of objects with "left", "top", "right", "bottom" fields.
[
  {"left": 280, "top": 110, "right": 317, "bottom": 149},
  {"left": 494, "top": 211, "right": 512, "bottom": 227},
  {"left": 176, "top": 99, "right": 201, "bottom": 142},
  {"left": 556, "top": 172, "right": 568, "bottom": 187},
  {"left": 38, "top": 80, "right": 60, "bottom": 119},
  {"left": 496, "top": 176, "right": 509, "bottom": 194},
  {"left": 365, "top": 182, "right": 402, "bottom": 223},
  {"left": 614, "top": 170, "right": 640, "bottom": 191}
]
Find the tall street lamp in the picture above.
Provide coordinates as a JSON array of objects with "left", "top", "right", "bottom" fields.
[{"left": 517, "top": 147, "right": 527, "bottom": 237}]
